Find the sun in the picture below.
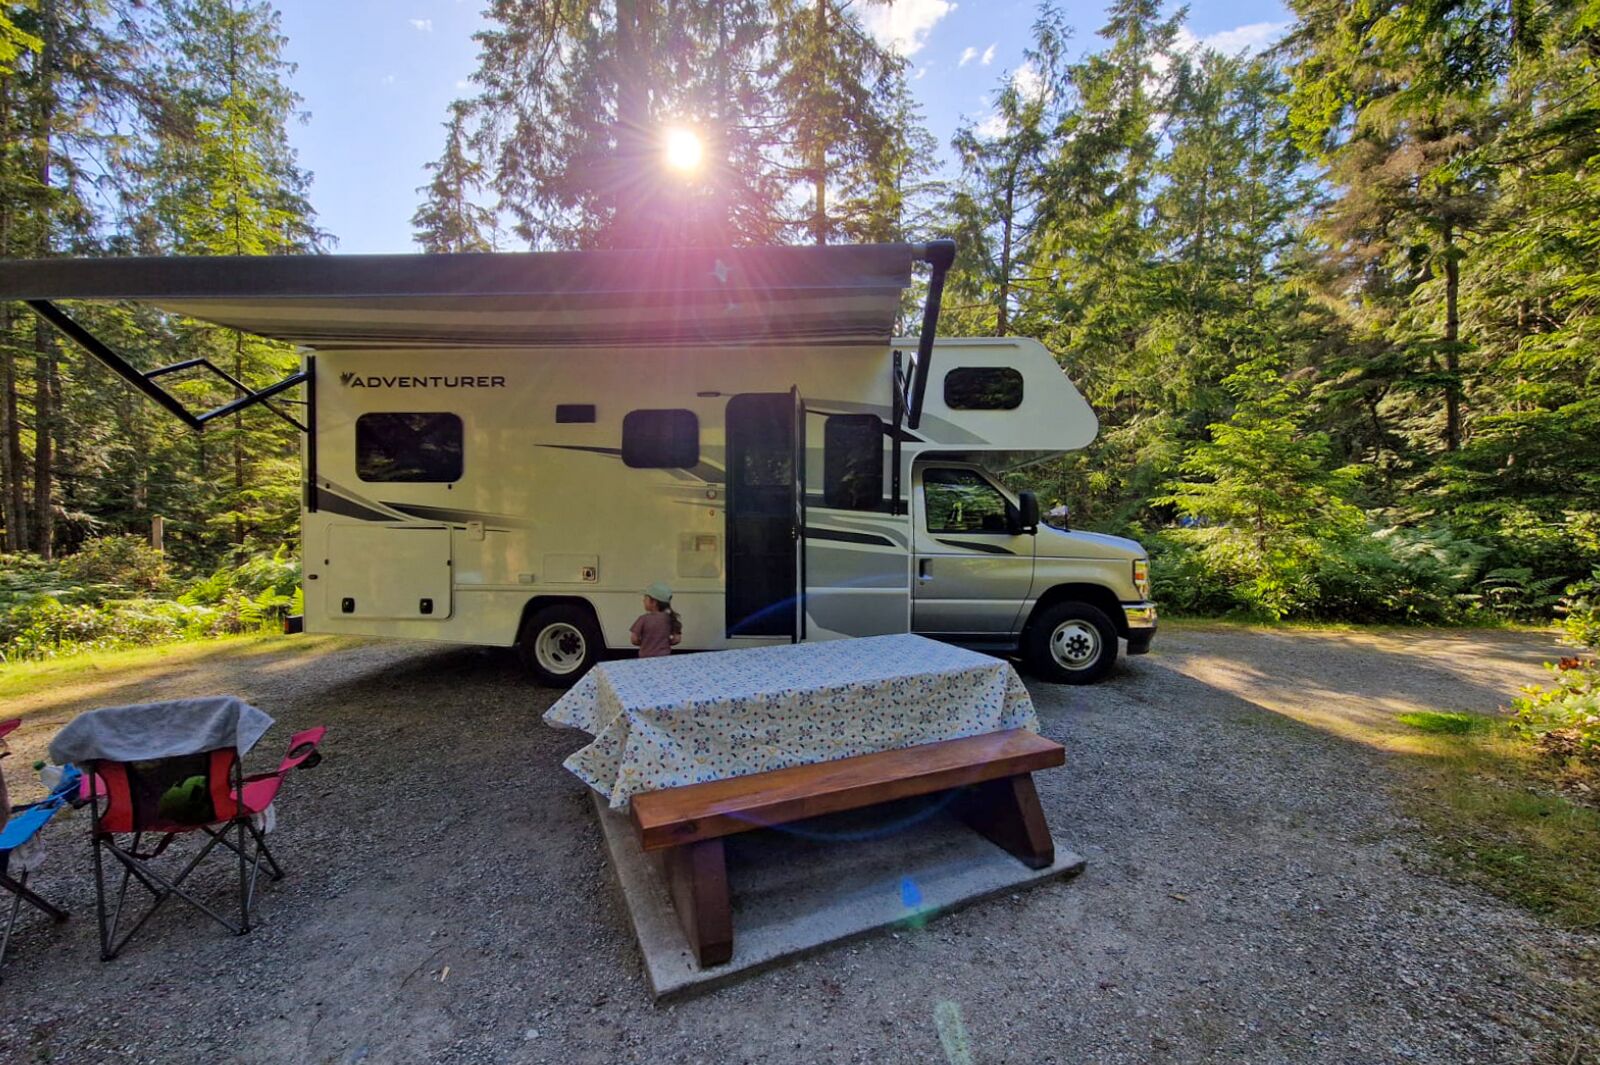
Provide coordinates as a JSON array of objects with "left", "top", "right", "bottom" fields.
[{"left": 662, "top": 127, "right": 704, "bottom": 174}]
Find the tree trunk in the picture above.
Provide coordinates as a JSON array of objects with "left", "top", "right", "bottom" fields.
[
  {"left": 998, "top": 163, "right": 1014, "bottom": 336},
  {"left": 32, "top": 319, "right": 54, "bottom": 559},
  {"left": 0, "top": 72, "right": 19, "bottom": 552},
  {"left": 1443, "top": 221, "right": 1462, "bottom": 452},
  {"left": 31, "top": 0, "right": 57, "bottom": 559},
  {"left": 810, "top": 0, "right": 828, "bottom": 246},
  {"left": 0, "top": 316, "right": 23, "bottom": 553}
]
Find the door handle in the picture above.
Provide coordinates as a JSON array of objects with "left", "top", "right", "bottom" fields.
[{"left": 918, "top": 559, "right": 932, "bottom": 582}]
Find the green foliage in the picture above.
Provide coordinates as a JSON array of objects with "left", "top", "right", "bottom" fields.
[
  {"left": 1512, "top": 575, "right": 1600, "bottom": 764},
  {"left": 1561, "top": 570, "right": 1600, "bottom": 652},
  {"left": 58, "top": 535, "right": 170, "bottom": 593},
  {"left": 0, "top": 8, "right": 40, "bottom": 74},
  {"left": 1513, "top": 662, "right": 1600, "bottom": 763},
  {"left": 0, "top": 546, "right": 298, "bottom": 662},
  {"left": 1148, "top": 523, "right": 1488, "bottom": 623},
  {"left": 1397, "top": 711, "right": 1491, "bottom": 735}
]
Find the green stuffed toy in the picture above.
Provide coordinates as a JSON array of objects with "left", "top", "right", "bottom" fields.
[{"left": 157, "top": 775, "right": 215, "bottom": 825}]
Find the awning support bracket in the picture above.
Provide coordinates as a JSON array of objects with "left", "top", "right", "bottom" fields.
[
  {"left": 891, "top": 350, "right": 905, "bottom": 516},
  {"left": 907, "top": 239, "right": 955, "bottom": 431},
  {"left": 26, "top": 299, "right": 308, "bottom": 433}
]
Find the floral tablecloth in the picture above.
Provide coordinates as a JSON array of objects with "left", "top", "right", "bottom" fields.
[{"left": 543, "top": 633, "right": 1039, "bottom": 810}]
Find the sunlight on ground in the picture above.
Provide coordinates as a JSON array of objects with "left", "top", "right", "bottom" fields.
[
  {"left": 0, "top": 634, "right": 368, "bottom": 716},
  {"left": 1156, "top": 620, "right": 1561, "bottom": 755}
]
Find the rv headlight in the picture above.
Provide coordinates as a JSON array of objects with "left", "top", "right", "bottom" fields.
[{"left": 1133, "top": 558, "right": 1150, "bottom": 599}]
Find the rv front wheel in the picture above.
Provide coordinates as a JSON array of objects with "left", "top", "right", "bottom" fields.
[
  {"left": 517, "top": 605, "right": 602, "bottom": 687},
  {"left": 1024, "top": 600, "right": 1118, "bottom": 685}
]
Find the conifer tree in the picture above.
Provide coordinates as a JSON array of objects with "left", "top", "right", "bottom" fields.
[
  {"left": 413, "top": 100, "right": 497, "bottom": 252},
  {"left": 941, "top": 5, "right": 1067, "bottom": 336},
  {"left": 144, "top": 0, "right": 320, "bottom": 550}
]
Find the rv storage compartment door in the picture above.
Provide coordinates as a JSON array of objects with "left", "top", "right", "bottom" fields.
[{"left": 325, "top": 524, "right": 453, "bottom": 620}]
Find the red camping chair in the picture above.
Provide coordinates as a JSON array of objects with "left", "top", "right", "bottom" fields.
[{"left": 82, "top": 726, "right": 326, "bottom": 960}]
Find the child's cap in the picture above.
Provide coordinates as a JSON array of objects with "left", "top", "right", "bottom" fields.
[{"left": 644, "top": 581, "right": 673, "bottom": 604}]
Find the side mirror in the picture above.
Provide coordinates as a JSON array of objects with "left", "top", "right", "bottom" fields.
[{"left": 1019, "top": 491, "right": 1040, "bottom": 534}]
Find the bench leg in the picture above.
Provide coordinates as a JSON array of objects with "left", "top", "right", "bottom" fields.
[
  {"left": 661, "top": 838, "right": 733, "bottom": 968},
  {"left": 954, "top": 773, "right": 1055, "bottom": 870}
]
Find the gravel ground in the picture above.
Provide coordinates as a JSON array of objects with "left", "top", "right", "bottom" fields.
[{"left": 1, "top": 624, "right": 1596, "bottom": 1064}]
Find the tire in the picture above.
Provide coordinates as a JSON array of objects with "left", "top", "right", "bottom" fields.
[
  {"left": 517, "top": 604, "right": 603, "bottom": 687},
  {"left": 1023, "top": 600, "right": 1119, "bottom": 685}
]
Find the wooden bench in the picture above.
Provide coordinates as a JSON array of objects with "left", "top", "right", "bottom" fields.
[{"left": 629, "top": 728, "right": 1066, "bottom": 967}]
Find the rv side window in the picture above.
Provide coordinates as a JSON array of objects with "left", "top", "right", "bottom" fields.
[
  {"left": 944, "top": 367, "right": 1023, "bottom": 410},
  {"left": 923, "top": 468, "right": 1010, "bottom": 534},
  {"left": 355, "top": 412, "right": 463, "bottom": 483},
  {"left": 622, "top": 409, "right": 699, "bottom": 468},
  {"left": 823, "top": 415, "right": 882, "bottom": 510}
]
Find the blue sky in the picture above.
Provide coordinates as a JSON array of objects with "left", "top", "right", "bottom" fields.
[{"left": 275, "top": 1, "right": 1291, "bottom": 253}]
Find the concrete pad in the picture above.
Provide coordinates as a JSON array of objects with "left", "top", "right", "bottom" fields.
[{"left": 593, "top": 791, "right": 1086, "bottom": 1001}]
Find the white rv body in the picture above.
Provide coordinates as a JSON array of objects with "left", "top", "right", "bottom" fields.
[{"left": 300, "top": 336, "right": 1147, "bottom": 670}]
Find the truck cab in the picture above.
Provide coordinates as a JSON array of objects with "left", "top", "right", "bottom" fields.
[{"left": 911, "top": 460, "right": 1155, "bottom": 683}]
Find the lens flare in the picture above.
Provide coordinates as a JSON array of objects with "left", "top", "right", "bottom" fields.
[{"left": 662, "top": 127, "right": 704, "bottom": 174}]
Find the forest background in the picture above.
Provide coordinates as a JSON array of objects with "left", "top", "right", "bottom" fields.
[{"left": 0, "top": 0, "right": 1598, "bottom": 665}]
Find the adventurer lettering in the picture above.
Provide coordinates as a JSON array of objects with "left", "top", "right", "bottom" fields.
[{"left": 340, "top": 373, "right": 505, "bottom": 389}]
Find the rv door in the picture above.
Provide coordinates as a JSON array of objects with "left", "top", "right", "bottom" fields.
[
  {"left": 799, "top": 403, "right": 913, "bottom": 640},
  {"left": 792, "top": 386, "right": 806, "bottom": 642}
]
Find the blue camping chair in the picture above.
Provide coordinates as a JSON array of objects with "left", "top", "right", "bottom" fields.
[{"left": 0, "top": 718, "right": 81, "bottom": 981}]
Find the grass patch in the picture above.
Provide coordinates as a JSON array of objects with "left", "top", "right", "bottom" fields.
[
  {"left": 1396, "top": 710, "right": 1493, "bottom": 735},
  {"left": 1398, "top": 721, "right": 1600, "bottom": 930}
]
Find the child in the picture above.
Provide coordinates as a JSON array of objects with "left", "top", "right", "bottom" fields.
[{"left": 630, "top": 582, "right": 682, "bottom": 658}]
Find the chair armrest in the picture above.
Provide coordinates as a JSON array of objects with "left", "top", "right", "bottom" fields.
[{"left": 274, "top": 726, "right": 328, "bottom": 775}]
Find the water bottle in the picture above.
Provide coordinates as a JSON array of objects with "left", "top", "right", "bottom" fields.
[{"left": 35, "top": 761, "right": 63, "bottom": 791}]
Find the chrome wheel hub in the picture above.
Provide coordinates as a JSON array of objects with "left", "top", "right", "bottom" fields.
[
  {"left": 535, "top": 622, "right": 587, "bottom": 674},
  {"left": 1049, "top": 620, "right": 1101, "bottom": 671}
]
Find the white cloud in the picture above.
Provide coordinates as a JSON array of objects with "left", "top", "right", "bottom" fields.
[
  {"left": 958, "top": 46, "right": 978, "bottom": 67},
  {"left": 408, "top": 18, "right": 433, "bottom": 32},
  {"left": 1012, "top": 61, "right": 1045, "bottom": 102},
  {"left": 971, "top": 63, "right": 1049, "bottom": 139},
  {"left": 1152, "top": 21, "right": 1286, "bottom": 78},
  {"left": 1194, "top": 20, "right": 1289, "bottom": 55},
  {"left": 914, "top": 64, "right": 930, "bottom": 81},
  {"left": 861, "top": 0, "right": 955, "bottom": 58},
  {"left": 980, "top": 42, "right": 997, "bottom": 66},
  {"left": 381, "top": 74, "right": 397, "bottom": 85}
]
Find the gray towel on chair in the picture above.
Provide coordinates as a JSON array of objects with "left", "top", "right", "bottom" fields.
[{"left": 48, "top": 696, "right": 274, "bottom": 765}]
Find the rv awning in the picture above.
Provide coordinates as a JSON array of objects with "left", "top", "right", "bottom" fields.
[{"left": 0, "top": 244, "right": 922, "bottom": 350}]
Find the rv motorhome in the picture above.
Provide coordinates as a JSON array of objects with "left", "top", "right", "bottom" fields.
[{"left": 1, "top": 242, "right": 1156, "bottom": 685}]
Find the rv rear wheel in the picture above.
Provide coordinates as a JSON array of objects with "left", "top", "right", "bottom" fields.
[
  {"left": 1024, "top": 601, "right": 1119, "bottom": 685},
  {"left": 517, "top": 604, "right": 602, "bottom": 687}
]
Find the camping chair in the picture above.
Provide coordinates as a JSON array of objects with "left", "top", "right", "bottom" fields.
[
  {"left": 48, "top": 698, "right": 326, "bottom": 961},
  {"left": 0, "top": 718, "right": 82, "bottom": 981}
]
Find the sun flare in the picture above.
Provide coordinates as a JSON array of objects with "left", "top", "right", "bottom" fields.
[{"left": 662, "top": 127, "right": 704, "bottom": 174}]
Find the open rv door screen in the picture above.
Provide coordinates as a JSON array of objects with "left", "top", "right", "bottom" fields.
[{"left": 0, "top": 240, "right": 955, "bottom": 436}]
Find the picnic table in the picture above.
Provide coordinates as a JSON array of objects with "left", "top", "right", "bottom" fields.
[
  {"left": 545, "top": 634, "right": 1067, "bottom": 967},
  {"left": 543, "top": 633, "right": 1040, "bottom": 810}
]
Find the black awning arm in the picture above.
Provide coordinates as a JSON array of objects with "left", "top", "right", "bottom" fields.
[
  {"left": 906, "top": 239, "right": 955, "bottom": 431},
  {"left": 26, "top": 299, "right": 307, "bottom": 432}
]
